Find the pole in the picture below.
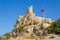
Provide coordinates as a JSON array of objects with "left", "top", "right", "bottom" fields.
[
  {"left": 41, "top": 8, "right": 45, "bottom": 18},
  {"left": 43, "top": 12, "right": 45, "bottom": 18}
]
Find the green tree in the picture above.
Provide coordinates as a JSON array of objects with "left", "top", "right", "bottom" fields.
[{"left": 47, "top": 18, "right": 60, "bottom": 34}]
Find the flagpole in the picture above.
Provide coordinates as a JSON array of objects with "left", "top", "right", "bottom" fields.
[{"left": 41, "top": 8, "right": 45, "bottom": 18}]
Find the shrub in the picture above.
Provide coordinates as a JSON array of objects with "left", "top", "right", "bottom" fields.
[
  {"left": 4, "top": 32, "right": 11, "bottom": 39},
  {"left": 0, "top": 36, "right": 2, "bottom": 40},
  {"left": 47, "top": 18, "right": 60, "bottom": 34}
]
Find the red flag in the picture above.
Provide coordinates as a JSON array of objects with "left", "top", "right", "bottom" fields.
[{"left": 41, "top": 8, "right": 45, "bottom": 12}]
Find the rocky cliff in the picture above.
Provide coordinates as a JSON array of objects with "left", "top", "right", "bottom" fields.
[{"left": 2, "top": 6, "right": 53, "bottom": 40}]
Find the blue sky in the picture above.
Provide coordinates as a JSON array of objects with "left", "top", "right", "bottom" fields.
[{"left": 0, "top": 0, "right": 60, "bottom": 36}]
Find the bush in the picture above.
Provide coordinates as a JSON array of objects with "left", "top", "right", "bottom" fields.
[
  {"left": 12, "top": 28, "right": 18, "bottom": 32},
  {"left": 4, "top": 32, "right": 11, "bottom": 39},
  {"left": 47, "top": 18, "right": 60, "bottom": 34},
  {"left": 17, "top": 25, "right": 24, "bottom": 31},
  {"left": 0, "top": 36, "right": 2, "bottom": 40}
]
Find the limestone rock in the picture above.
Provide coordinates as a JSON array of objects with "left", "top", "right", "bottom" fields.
[{"left": 4, "top": 6, "right": 53, "bottom": 40}]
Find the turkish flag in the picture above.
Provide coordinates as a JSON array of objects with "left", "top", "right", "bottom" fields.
[{"left": 41, "top": 8, "right": 45, "bottom": 12}]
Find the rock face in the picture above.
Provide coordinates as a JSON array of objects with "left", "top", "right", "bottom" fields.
[
  {"left": 14, "top": 6, "right": 52, "bottom": 29},
  {"left": 7, "top": 6, "right": 53, "bottom": 40}
]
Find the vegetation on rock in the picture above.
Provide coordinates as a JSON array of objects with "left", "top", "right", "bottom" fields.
[
  {"left": 3, "top": 32, "right": 11, "bottom": 39},
  {"left": 47, "top": 18, "right": 60, "bottom": 34}
]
